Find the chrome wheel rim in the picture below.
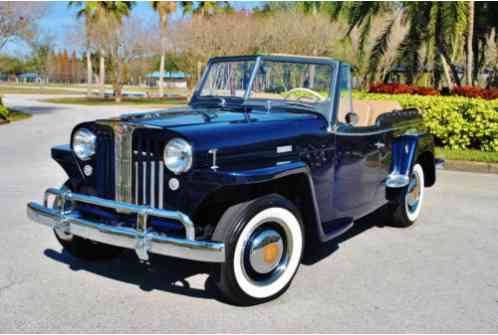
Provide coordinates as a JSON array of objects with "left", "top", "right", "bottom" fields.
[
  {"left": 241, "top": 221, "right": 291, "bottom": 287},
  {"left": 406, "top": 170, "right": 421, "bottom": 214}
]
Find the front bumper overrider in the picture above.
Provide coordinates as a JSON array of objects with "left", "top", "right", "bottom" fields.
[{"left": 27, "top": 188, "right": 225, "bottom": 263}]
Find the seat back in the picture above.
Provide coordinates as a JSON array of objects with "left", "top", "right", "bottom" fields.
[{"left": 337, "top": 98, "right": 401, "bottom": 127}]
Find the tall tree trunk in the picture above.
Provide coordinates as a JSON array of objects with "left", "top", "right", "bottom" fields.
[
  {"left": 439, "top": 53, "right": 454, "bottom": 90},
  {"left": 86, "top": 49, "right": 92, "bottom": 97},
  {"left": 197, "top": 61, "right": 203, "bottom": 82},
  {"left": 437, "top": 45, "right": 461, "bottom": 87},
  {"left": 159, "top": 53, "right": 165, "bottom": 97},
  {"left": 99, "top": 50, "right": 105, "bottom": 97},
  {"left": 466, "top": 1, "right": 474, "bottom": 85}
]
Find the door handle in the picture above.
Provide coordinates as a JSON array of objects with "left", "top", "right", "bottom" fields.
[{"left": 374, "top": 142, "right": 385, "bottom": 149}]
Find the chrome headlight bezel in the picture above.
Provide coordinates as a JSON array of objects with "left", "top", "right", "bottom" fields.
[
  {"left": 163, "top": 138, "right": 193, "bottom": 175},
  {"left": 72, "top": 128, "right": 96, "bottom": 161}
]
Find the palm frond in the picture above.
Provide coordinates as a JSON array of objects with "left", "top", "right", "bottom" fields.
[{"left": 367, "top": 17, "right": 397, "bottom": 82}]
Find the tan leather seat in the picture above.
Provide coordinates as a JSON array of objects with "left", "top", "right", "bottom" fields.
[{"left": 338, "top": 98, "right": 401, "bottom": 127}]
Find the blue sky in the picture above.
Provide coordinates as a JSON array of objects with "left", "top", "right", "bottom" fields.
[{"left": 6, "top": 1, "right": 262, "bottom": 56}]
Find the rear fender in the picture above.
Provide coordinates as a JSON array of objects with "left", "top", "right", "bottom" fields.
[{"left": 386, "top": 133, "right": 435, "bottom": 193}]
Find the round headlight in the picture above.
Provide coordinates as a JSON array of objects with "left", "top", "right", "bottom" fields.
[
  {"left": 164, "top": 138, "right": 192, "bottom": 174},
  {"left": 72, "top": 128, "right": 96, "bottom": 161}
]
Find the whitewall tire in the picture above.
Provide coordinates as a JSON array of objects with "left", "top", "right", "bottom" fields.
[
  {"left": 389, "top": 163, "right": 425, "bottom": 227},
  {"left": 212, "top": 194, "right": 304, "bottom": 305}
]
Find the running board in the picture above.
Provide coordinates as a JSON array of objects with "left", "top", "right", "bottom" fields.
[{"left": 320, "top": 217, "right": 354, "bottom": 242}]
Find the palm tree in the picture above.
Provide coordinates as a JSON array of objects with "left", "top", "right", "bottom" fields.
[
  {"left": 151, "top": 1, "right": 177, "bottom": 97},
  {"left": 97, "top": 1, "right": 134, "bottom": 97},
  {"left": 68, "top": 1, "right": 100, "bottom": 97},
  {"left": 336, "top": 2, "right": 466, "bottom": 88},
  {"left": 466, "top": 1, "right": 474, "bottom": 85},
  {"left": 179, "top": 1, "right": 194, "bottom": 16},
  {"left": 180, "top": 1, "right": 230, "bottom": 17},
  {"left": 69, "top": 1, "right": 133, "bottom": 96}
]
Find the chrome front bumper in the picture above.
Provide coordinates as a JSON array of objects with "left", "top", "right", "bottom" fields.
[{"left": 27, "top": 188, "right": 225, "bottom": 263}]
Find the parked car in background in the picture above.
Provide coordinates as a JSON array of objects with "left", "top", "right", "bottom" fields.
[{"left": 28, "top": 55, "right": 437, "bottom": 305}]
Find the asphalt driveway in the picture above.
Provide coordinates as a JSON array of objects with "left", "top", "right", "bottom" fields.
[{"left": 0, "top": 95, "right": 497, "bottom": 332}]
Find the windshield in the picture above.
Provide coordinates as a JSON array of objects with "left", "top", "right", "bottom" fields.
[
  {"left": 198, "top": 58, "right": 335, "bottom": 117},
  {"left": 200, "top": 61, "right": 256, "bottom": 98}
]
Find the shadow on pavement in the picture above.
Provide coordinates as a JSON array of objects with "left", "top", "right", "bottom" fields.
[
  {"left": 44, "top": 248, "right": 220, "bottom": 301},
  {"left": 10, "top": 106, "right": 65, "bottom": 115},
  {"left": 43, "top": 206, "right": 389, "bottom": 301},
  {"left": 302, "top": 206, "right": 388, "bottom": 266}
]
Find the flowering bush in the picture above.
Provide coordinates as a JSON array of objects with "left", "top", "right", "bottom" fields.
[
  {"left": 452, "top": 86, "right": 498, "bottom": 100},
  {"left": 354, "top": 92, "right": 498, "bottom": 152},
  {"left": 368, "top": 83, "right": 440, "bottom": 96}
]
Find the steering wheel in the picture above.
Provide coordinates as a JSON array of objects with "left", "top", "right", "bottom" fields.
[{"left": 282, "top": 88, "right": 325, "bottom": 103}]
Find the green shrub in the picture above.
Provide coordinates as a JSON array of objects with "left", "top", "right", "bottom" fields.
[
  {"left": 353, "top": 92, "right": 498, "bottom": 152},
  {"left": 0, "top": 96, "right": 8, "bottom": 120}
]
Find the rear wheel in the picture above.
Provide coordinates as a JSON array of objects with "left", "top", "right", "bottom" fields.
[
  {"left": 388, "top": 163, "right": 425, "bottom": 227},
  {"left": 212, "top": 194, "right": 304, "bottom": 305},
  {"left": 53, "top": 182, "right": 122, "bottom": 261}
]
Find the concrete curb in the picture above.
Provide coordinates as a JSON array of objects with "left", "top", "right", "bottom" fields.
[{"left": 443, "top": 160, "right": 498, "bottom": 174}]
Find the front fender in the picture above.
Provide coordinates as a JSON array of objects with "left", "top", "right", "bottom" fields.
[
  {"left": 51, "top": 144, "right": 85, "bottom": 185},
  {"left": 188, "top": 161, "right": 324, "bottom": 241},
  {"left": 190, "top": 161, "right": 310, "bottom": 186}
]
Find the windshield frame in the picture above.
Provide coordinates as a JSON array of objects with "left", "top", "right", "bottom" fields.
[{"left": 190, "top": 55, "right": 341, "bottom": 124}]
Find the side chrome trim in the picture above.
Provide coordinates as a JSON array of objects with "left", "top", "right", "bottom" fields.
[{"left": 28, "top": 188, "right": 225, "bottom": 263}]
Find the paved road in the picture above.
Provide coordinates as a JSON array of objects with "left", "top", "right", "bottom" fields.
[{"left": 1, "top": 95, "right": 497, "bottom": 332}]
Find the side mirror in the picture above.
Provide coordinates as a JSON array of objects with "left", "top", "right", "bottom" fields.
[{"left": 345, "top": 112, "right": 358, "bottom": 127}]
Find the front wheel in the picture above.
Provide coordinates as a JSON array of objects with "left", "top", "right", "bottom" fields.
[
  {"left": 388, "top": 163, "right": 425, "bottom": 227},
  {"left": 212, "top": 194, "right": 304, "bottom": 305}
]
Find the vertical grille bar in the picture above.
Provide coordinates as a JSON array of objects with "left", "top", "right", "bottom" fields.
[
  {"left": 95, "top": 127, "right": 115, "bottom": 200},
  {"left": 159, "top": 164, "right": 164, "bottom": 209},
  {"left": 132, "top": 130, "right": 165, "bottom": 209},
  {"left": 137, "top": 138, "right": 144, "bottom": 205},
  {"left": 154, "top": 140, "right": 161, "bottom": 208},
  {"left": 145, "top": 140, "right": 152, "bottom": 207}
]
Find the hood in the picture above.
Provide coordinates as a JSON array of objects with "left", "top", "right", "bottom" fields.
[{"left": 116, "top": 107, "right": 328, "bottom": 168}]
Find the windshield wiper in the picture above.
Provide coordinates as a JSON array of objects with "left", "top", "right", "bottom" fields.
[
  {"left": 242, "top": 100, "right": 316, "bottom": 112},
  {"left": 276, "top": 100, "right": 315, "bottom": 110},
  {"left": 190, "top": 108, "right": 217, "bottom": 122}
]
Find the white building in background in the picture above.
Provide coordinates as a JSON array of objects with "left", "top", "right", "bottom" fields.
[{"left": 145, "top": 71, "right": 190, "bottom": 89}]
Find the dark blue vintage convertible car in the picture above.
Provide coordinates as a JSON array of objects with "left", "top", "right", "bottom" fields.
[{"left": 28, "top": 55, "right": 437, "bottom": 305}]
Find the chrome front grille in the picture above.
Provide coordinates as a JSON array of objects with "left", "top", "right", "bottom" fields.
[
  {"left": 94, "top": 123, "right": 166, "bottom": 209},
  {"left": 132, "top": 131, "right": 165, "bottom": 209},
  {"left": 133, "top": 154, "right": 164, "bottom": 208}
]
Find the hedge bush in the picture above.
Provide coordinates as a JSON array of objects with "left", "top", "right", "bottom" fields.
[
  {"left": 0, "top": 96, "right": 8, "bottom": 120},
  {"left": 353, "top": 92, "right": 498, "bottom": 152}
]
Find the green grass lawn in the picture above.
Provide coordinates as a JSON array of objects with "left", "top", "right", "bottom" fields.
[
  {"left": 0, "top": 84, "right": 190, "bottom": 96},
  {"left": 44, "top": 96, "right": 188, "bottom": 107},
  {"left": 435, "top": 147, "right": 498, "bottom": 163}
]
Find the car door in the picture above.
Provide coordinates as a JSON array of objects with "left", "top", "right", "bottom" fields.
[{"left": 330, "top": 65, "right": 386, "bottom": 220}]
